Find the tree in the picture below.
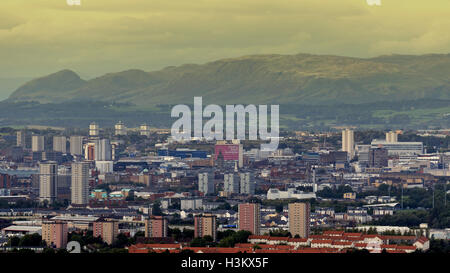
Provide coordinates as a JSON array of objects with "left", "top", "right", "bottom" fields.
[{"left": 152, "top": 201, "right": 163, "bottom": 216}]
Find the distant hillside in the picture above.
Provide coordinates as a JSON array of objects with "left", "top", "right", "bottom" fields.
[{"left": 7, "top": 53, "right": 450, "bottom": 106}]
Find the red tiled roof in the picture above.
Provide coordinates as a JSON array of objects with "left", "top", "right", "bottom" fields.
[
  {"left": 380, "top": 244, "right": 398, "bottom": 249},
  {"left": 311, "top": 239, "right": 333, "bottom": 244},
  {"left": 288, "top": 238, "right": 308, "bottom": 243},
  {"left": 267, "top": 236, "right": 289, "bottom": 241},
  {"left": 415, "top": 237, "right": 429, "bottom": 244},
  {"left": 344, "top": 233, "right": 362, "bottom": 237},
  {"left": 323, "top": 231, "right": 345, "bottom": 236},
  {"left": 344, "top": 236, "right": 364, "bottom": 241},
  {"left": 383, "top": 235, "right": 416, "bottom": 241},
  {"left": 354, "top": 243, "right": 368, "bottom": 248},
  {"left": 129, "top": 243, "right": 181, "bottom": 249},
  {"left": 248, "top": 235, "right": 270, "bottom": 240},
  {"left": 255, "top": 249, "right": 291, "bottom": 253},
  {"left": 395, "top": 245, "right": 416, "bottom": 251},
  {"left": 332, "top": 241, "right": 353, "bottom": 246}
]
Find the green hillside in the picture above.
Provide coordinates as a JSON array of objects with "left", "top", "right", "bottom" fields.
[{"left": 7, "top": 53, "right": 450, "bottom": 106}]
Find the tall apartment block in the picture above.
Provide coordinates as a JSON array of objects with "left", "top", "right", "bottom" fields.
[
  {"left": 145, "top": 216, "right": 168, "bottom": 238},
  {"left": 194, "top": 214, "right": 217, "bottom": 241},
  {"left": 224, "top": 173, "right": 240, "bottom": 194},
  {"left": 32, "top": 135, "right": 45, "bottom": 152},
  {"left": 71, "top": 162, "right": 90, "bottom": 205},
  {"left": 342, "top": 128, "right": 354, "bottom": 160},
  {"left": 238, "top": 203, "right": 261, "bottom": 235},
  {"left": 53, "top": 136, "right": 67, "bottom": 154},
  {"left": 16, "top": 130, "right": 26, "bottom": 148},
  {"left": 89, "top": 122, "right": 99, "bottom": 137},
  {"left": 198, "top": 172, "right": 214, "bottom": 195},
  {"left": 93, "top": 219, "right": 119, "bottom": 245},
  {"left": 140, "top": 124, "right": 151, "bottom": 137},
  {"left": 239, "top": 172, "right": 255, "bottom": 195},
  {"left": 42, "top": 221, "right": 68, "bottom": 249},
  {"left": 95, "top": 139, "right": 112, "bottom": 161},
  {"left": 288, "top": 202, "right": 310, "bottom": 238},
  {"left": 39, "top": 161, "right": 57, "bottom": 203},
  {"left": 115, "top": 121, "right": 126, "bottom": 136},
  {"left": 386, "top": 131, "right": 398, "bottom": 143},
  {"left": 70, "top": 136, "right": 83, "bottom": 156}
]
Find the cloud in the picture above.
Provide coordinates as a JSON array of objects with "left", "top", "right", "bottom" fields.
[{"left": 0, "top": 0, "right": 449, "bottom": 78}]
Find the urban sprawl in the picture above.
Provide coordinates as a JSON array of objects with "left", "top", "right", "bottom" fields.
[{"left": 0, "top": 123, "right": 449, "bottom": 253}]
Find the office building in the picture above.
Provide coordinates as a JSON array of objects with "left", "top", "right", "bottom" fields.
[
  {"left": 16, "top": 130, "right": 26, "bottom": 148},
  {"left": 93, "top": 219, "right": 119, "bottom": 245},
  {"left": 39, "top": 162, "right": 57, "bottom": 203},
  {"left": 145, "top": 216, "right": 168, "bottom": 238},
  {"left": 371, "top": 140, "right": 423, "bottom": 156},
  {"left": 356, "top": 145, "right": 371, "bottom": 164},
  {"left": 70, "top": 136, "right": 83, "bottom": 156},
  {"left": 32, "top": 135, "right": 45, "bottom": 152},
  {"left": 239, "top": 172, "right": 255, "bottom": 195},
  {"left": 71, "top": 162, "right": 90, "bottom": 205},
  {"left": 194, "top": 214, "right": 217, "bottom": 241},
  {"left": 224, "top": 173, "right": 240, "bottom": 194},
  {"left": 238, "top": 203, "right": 260, "bottom": 235},
  {"left": 53, "top": 136, "right": 67, "bottom": 154},
  {"left": 42, "top": 221, "right": 68, "bottom": 249},
  {"left": 369, "top": 147, "right": 389, "bottom": 168},
  {"left": 342, "top": 129, "right": 354, "bottom": 159},
  {"left": 198, "top": 172, "right": 214, "bottom": 195},
  {"left": 288, "top": 202, "right": 310, "bottom": 238}
]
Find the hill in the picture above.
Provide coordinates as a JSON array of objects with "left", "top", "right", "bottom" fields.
[{"left": 7, "top": 53, "right": 450, "bottom": 106}]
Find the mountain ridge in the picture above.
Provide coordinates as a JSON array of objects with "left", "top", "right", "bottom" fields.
[{"left": 7, "top": 53, "right": 450, "bottom": 106}]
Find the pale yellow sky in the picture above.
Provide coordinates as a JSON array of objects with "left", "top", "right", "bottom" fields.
[{"left": 1, "top": 0, "right": 449, "bottom": 78}]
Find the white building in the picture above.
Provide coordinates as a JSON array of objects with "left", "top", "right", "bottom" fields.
[
  {"left": 53, "top": 136, "right": 67, "bottom": 154},
  {"left": 70, "top": 136, "right": 83, "bottom": 156},
  {"left": 32, "top": 135, "right": 45, "bottom": 152},
  {"left": 115, "top": 121, "right": 127, "bottom": 136},
  {"left": 267, "top": 188, "right": 316, "bottom": 200},
  {"left": 224, "top": 173, "right": 240, "bottom": 194},
  {"left": 95, "top": 139, "right": 112, "bottom": 161},
  {"left": 140, "top": 124, "right": 151, "bottom": 137},
  {"left": 181, "top": 198, "right": 203, "bottom": 211},
  {"left": 39, "top": 162, "right": 57, "bottom": 203},
  {"left": 239, "top": 172, "right": 255, "bottom": 195},
  {"left": 370, "top": 140, "right": 423, "bottom": 156},
  {"left": 198, "top": 172, "right": 214, "bottom": 195},
  {"left": 342, "top": 129, "right": 354, "bottom": 159},
  {"left": 71, "top": 162, "right": 90, "bottom": 205},
  {"left": 89, "top": 122, "right": 99, "bottom": 137},
  {"left": 386, "top": 131, "right": 398, "bottom": 143}
]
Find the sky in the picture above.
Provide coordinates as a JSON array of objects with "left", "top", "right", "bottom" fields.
[{"left": 1, "top": 0, "right": 450, "bottom": 79}]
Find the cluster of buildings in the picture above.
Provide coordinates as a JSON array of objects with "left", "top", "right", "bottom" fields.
[
  {"left": 0, "top": 123, "right": 449, "bottom": 252},
  {"left": 128, "top": 232, "right": 430, "bottom": 254}
]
